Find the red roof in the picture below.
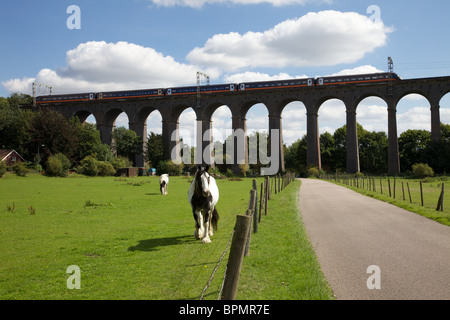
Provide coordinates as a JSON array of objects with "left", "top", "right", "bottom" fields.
[{"left": 0, "top": 149, "right": 25, "bottom": 162}]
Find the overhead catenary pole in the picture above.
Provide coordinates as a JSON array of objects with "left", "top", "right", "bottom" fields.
[
  {"left": 32, "top": 82, "right": 53, "bottom": 107},
  {"left": 388, "top": 57, "right": 394, "bottom": 96},
  {"left": 196, "top": 71, "right": 210, "bottom": 108}
]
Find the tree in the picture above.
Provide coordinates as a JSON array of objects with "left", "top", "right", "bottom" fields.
[
  {"left": 320, "top": 132, "right": 335, "bottom": 172},
  {"left": 332, "top": 125, "right": 347, "bottom": 172},
  {"left": 7, "top": 93, "right": 32, "bottom": 109},
  {"left": 111, "top": 127, "right": 142, "bottom": 165},
  {"left": 28, "top": 108, "right": 79, "bottom": 164},
  {"left": 358, "top": 129, "right": 388, "bottom": 174},
  {"left": 0, "top": 96, "right": 33, "bottom": 159},
  {"left": 71, "top": 118, "right": 112, "bottom": 162},
  {"left": 398, "top": 129, "right": 431, "bottom": 172},
  {"left": 285, "top": 135, "right": 307, "bottom": 176},
  {"left": 146, "top": 132, "right": 164, "bottom": 168}
]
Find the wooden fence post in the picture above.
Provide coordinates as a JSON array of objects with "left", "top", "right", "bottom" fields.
[
  {"left": 407, "top": 182, "right": 412, "bottom": 203},
  {"left": 222, "top": 214, "right": 252, "bottom": 300},
  {"left": 388, "top": 179, "right": 391, "bottom": 197},
  {"left": 436, "top": 183, "right": 444, "bottom": 212},
  {"left": 245, "top": 190, "right": 257, "bottom": 257},
  {"left": 420, "top": 181, "right": 424, "bottom": 206},
  {"left": 274, "top": 175, "right": 277, "bottom": 194},
  {"left": 264, "top": 176, "right": 268, "bottom": 216},
  {"left": 402, "top": 182, "right": 405, "bottom": 201},
  {"left": 393, "top": 177, "right": 396, "bottom": 199},
  {"left": 259, "top": 183, "right": 263, "bottom": 222}
]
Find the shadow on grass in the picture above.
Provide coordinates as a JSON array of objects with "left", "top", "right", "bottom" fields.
[{"left": 128, "top": 235, "right": 197, "bottom": 252}]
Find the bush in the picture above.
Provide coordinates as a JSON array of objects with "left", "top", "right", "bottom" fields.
[
  {"left": 12, "top": 162, "right": 29, "bottom": 177},
  {"left": 78, "top": 155, "right": 117, "bottom": 177},
  {"left": 306, "top": 166, "right": 320, "bottom": 178},
  {"left": 46, "top": 156, "right": 63, "bottom": 176},
  {"left": 412, "top": 163, "right": 434, "bottom": 179},
  {"left": 0, "top": 161, "right": 6, "bottom": 178},
  {"left": 109, "top": 156, "right": 132, "bottom": 171},
  {"left": 97, "top": 161, "right": 116, "bottom": 176},
  {"left": 158, "top": 160, "right": 184, "bottom": 176},
  {"left": 78, "top": 155, "right": 99, "bottom": 176},
  {"left": 46, "top": 153, "right": 71, "bottom": 177},
  {"left": 239, "top": 163, "right": 249, "bottom": 177}
]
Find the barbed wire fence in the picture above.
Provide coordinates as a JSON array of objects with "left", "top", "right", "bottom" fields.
[{"left": 199, "top": 173, "right": 295, "bottom": 300}]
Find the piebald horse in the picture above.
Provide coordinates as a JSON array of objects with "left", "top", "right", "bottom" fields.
[
  {"left": 159, "top": 174, "right": 169, "bottom": 195},
  {"left": 188, "top": 165, "right": 219, "bottom": 243}
]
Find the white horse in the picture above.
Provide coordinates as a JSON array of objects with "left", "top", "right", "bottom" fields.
[
  {"left": 188, "top": 165, "right": 219, "bottom": 244},
  {"left": 159, "top": 174, "right": 169, "bottom": 195}
]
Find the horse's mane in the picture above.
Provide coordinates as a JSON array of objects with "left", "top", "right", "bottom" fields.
[{"left": 193, "top": 166, "right": 209, "bottom": 198}]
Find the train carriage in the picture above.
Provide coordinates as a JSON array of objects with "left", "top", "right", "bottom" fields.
[
  {"left": 98, "top": 88, "right": 163, "bottom": 100},
  {"left": 238, "top": 78, "right": 312, "bottom": 91},
  {"left": 166, "top": 83, "right": 236, "bottom": 95},
  {"left": 36, "top": 92, "right": 95, "bottom": 104},
  {"left": 318, "top": 72, "right": 401, "bottom": 86}
]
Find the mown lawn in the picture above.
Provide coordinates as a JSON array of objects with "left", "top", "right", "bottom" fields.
[
  {"left": 328, "top": 176, "right": 450, "bottom": 227},
  {"left": 0, "top": 173, "right": 332, "bottom": 300}
]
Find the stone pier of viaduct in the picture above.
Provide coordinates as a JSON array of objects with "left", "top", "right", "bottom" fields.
[{"left": 47, "top": 76, "right": 450, "bottom": 175}]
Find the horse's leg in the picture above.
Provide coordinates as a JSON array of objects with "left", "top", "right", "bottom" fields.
[
  {"left": 202, "top": 209, "right": 212, "bottom": 244},
  {"left": 194, "top": 210, "right": 205, "bottom": 240},
  {"left": 208, "top": 207, "right": 214, "bottom": 237},
  {"left": 192, "top": 209, "right": 200, "bottom": 239}
]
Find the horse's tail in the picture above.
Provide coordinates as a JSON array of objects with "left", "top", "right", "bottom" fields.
[{"left": 212, "top": 207, "right": 219, "bottom": 231}]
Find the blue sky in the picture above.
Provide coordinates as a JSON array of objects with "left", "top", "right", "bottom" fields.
[{"left": 1, "top": 0, "right": 450, "bottom": 146}]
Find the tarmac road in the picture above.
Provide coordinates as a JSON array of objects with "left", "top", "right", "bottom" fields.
[{"left": 298, "top": 178, "right": 450, "bottom": 300}]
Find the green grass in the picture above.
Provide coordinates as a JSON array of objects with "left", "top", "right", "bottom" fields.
[
  {"left": 237, "top": 180, "right": 334, "bottom": 300},
  {"left": 328, "top": 176, "right": 450, "bottom": 227},
  {"left": 0, "top": 173, "right": 332, "bottom": 300}
]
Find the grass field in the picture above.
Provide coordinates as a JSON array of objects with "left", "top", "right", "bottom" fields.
[
  {"left": 0, "top": 173, "right": 333, "bottom": 300},
  {"left": 327, "top": 176, "right": 450, "bottom": 227}
]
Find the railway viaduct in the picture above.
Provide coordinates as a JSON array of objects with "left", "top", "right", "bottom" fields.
[{"left": 46, "top": 75, "right": 450, "bottom": 175}]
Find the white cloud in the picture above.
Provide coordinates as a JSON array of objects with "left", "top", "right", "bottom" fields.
[
  {"left": 150, "top": 0, "right": 332, "bottom": 8},
  {"left": 187, "top": 10, "right": 391, "bottom": 72},
  {"left": 327, "top": 65, "right": 384, "bottom": 77},
  {"left": 397, "top": 107, "right": 431, "bottom": 133},
  {"left": 223, "top": 71, "right": 306, "bottom": 83},
  {"left": 2, "top": 41, "right": 212, "bottom": 95}
]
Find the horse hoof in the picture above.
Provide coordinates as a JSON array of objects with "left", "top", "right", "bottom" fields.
[{"left": 202, "top": 238, "right": 211, "bottom": 244}]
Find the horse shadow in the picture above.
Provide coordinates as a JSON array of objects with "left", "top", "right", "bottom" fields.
[{"left": 127, "top": 235, "right": 196, "bottom": 252}]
